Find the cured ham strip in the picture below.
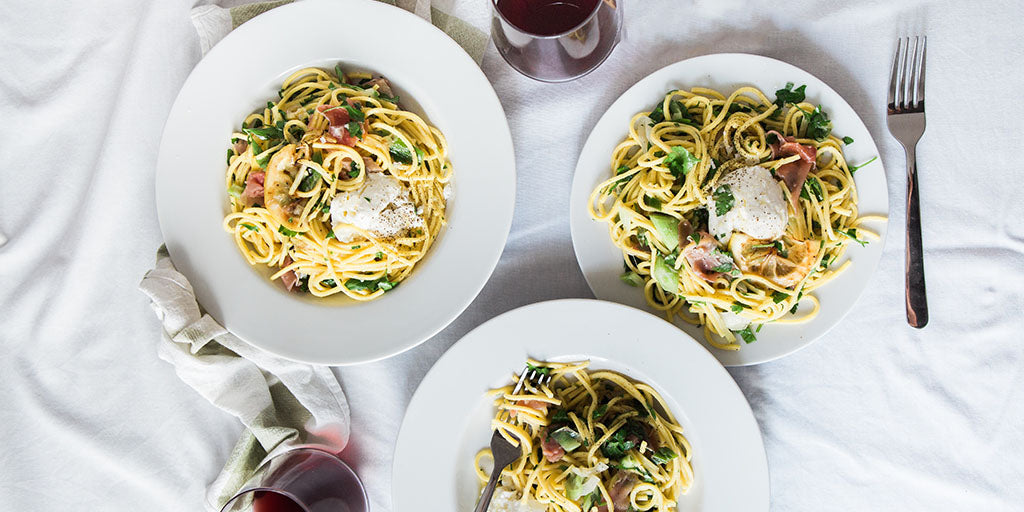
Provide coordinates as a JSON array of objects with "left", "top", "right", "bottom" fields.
[
  {"left": 682, "top": 232, "right": 732, "bottom": 283},
  {"left": 766, "top": 130, "right": 816, "bottom": 208}
]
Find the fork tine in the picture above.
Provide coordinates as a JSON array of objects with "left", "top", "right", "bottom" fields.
[
  {"left": 888, "top": 37, "right": 902, "bottom": 109},
  {"left": 897, "top": 37, "right": 911, "bottom": 110},
  {"left": 915, "top": 36, "right": 927, "bottom": 108}
]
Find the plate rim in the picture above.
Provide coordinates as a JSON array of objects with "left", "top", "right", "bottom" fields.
[
  {"left": 392, "top": 298, "right": 770, "bottom": 511},
  {"left": 568, "top": 52, "right": 890, "bottom": 367},
  {"left": 154, "top": 0, "right": 516, "bottom": 365}
]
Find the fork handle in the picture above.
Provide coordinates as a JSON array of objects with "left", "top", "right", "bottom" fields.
[
  {"left": 904, "top": 147, "right": 928, "bottom": 328},
  {"left": 473, "top": 466, "right": 503, "bottom": 512}
]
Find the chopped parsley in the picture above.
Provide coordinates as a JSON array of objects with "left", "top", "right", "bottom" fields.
[
  {"left": 243, "top": 126, "right": 284, "bottom": 140},
  {"left": 240, "top": 223, "right": 258, "bottom": 231},
  {"left": 664, "top": 146, "right": 699, "bottom": 177},
  {"left": 297, "top": 170, "right": 320, "bottom": 192},
  {"left": 771, "top": 291, "right": 790, "bottom": 303},
  {"left": 326, "top": 230, "right": 336, "bottom": 240},
  {"left": 600, "top": 422, "right": 644, "bottom": 459},
  {"left": 842, "top": 136, "right": 854, "bottom": 145},
  {"left": 751, "top": 240, "right": 788, "bottom": 258},
  {"left": 348, "top": 160, "right": 361, "bottom": 179},
  {"left": 713, "top": 184, "right": 735, "bottom": 216},
  {"left": 277, "top": 225, "right": 299, "bottom": 237},
  {"left": 321, "top": 279, "right": 337, "bottom": 288},
  {"left": 643, "top": 195, "right": 662, "bottom": 210},
  {"left": 375, "top": 251, "right": 385, "bottom": 261},
  {"left": 592, "top": 403, "right": 608, "bottom": 419},
  {"left": 730, "top": 302, "right": 746, "bottom": 313},
  {"left": 343, "top": 104, "right": 365, "bottom": 123}
]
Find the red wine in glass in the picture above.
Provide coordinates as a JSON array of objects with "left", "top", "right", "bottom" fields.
[
  {"left": 491, "top": 0, "right": 622, "bottom": 82},
  {"left": 221, "top": 448, "right": 368, "bottom": 512}
]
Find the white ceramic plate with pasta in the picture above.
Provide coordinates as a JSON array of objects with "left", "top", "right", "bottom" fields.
[
  {"left": 155, "top": 0, "right": 515, "bottom": 364},
  {"left": 393, "top": 299, "right": 768, "bottom": 512},
  {"left": 569, "top": 53, "right": 889, "bottom": 367}
]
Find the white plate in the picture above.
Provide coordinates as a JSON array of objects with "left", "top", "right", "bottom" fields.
[
  {"left": 569, "top": 53, "right": 889, "bottom": 367},
  {"left": 393, "top": 299, "right": 769, "bottom": 512},
  {"left": 156, "top": 0, "right": 515, "bottom": 364}
]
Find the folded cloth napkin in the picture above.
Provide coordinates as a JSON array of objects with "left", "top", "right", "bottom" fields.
[
  {"left": 190, "top": 0, "right": 491, "bottom": 62},
  {"left": 139, "top": 246, "right": 350, "bottom": 512}
]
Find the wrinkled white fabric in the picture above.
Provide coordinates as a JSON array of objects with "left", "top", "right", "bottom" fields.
[
  {"left": 1, "top": 1, "right": 1023, "bottom": 511},
  {"left": 139, "top": 247, "right": 349, "bottom": 511}
]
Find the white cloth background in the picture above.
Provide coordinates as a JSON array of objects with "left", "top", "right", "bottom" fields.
[{"left": 1, "top": 0, "right": 1023, "bottom": 511}]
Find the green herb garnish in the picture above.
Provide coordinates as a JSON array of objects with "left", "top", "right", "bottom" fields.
[
  {"left": 664, "top": 146, "right": 699, "bottom": 177},
  {"left": 278, "top": 225, "right": 299, "bottom": 237},
  {"left": 848, "top": 156, "right": 878, "bottom": 174},
  {"left": 771, "top": 291, "right": 789, "bottom": 303},
  {"left": 620, "top": 271, "right": 644, "bottom": 287},
  {"left": 389, "top": 138, "right": 413, "bottom": 164},
  {"left": 774, "top": 82, "right": 807, "bottom": 107},
  {"left": 713, "top": 184, "right": 735, "bottom": 216},
  {"left": 736, "top": 326, "right": 757, "bottom": 344}
]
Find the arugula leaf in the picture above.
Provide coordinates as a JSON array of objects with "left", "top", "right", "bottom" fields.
[
  {"left": 713, "top": 184, "right": 735, "bottom": 216},
  {"left": 772, "top": 291, "right": 790, "bottom": 303},
  {"left": 774, "top": 82, "right": 807, "bottom": 107},
  {"left": 278, "top": 225, "right": 299, "bottom": 237},
  {"left": 297, "top": 170, "right": 320, "bottom": 192},
  {"left": 526, "top": 362, "right": 551, "bottom": 375},
  {"left": 804, "top": 105, "right": 832, "bottom": 142},
  {"left": 344, "top": 104, "right": 365, "bottom": 122},
  {"left": 334, "top": 63, "right": 345, "bottom": 81},
  {"left": 801, "top": 176, "right": 824, "bottom": 201},
  {"left": 664, "top": 146, "right": 699, "bottom": 177},
  {"left": 243, "top": 126, "right": 284, "bottom": 140},
  {"left": 389, "top": 139, "right": 413, "bottom": 165},
  {"left": 649, "top": 101, "right": 665, "bottom": 123},
  {"left": 848, "top": 156, "right": 878, "bottom": 174},
  {"left": 620, "top": 271, "right": 644, "bottom": 287},
  {"left": 789, "top": 290, "right": 803, "bottom": 314},
  {"left": 841, "top": 228, "right": 868, "bottom": 247},
  {"left": 736, "top": 326, "right": 757, "bottom": 344},
  {"left": 346, "top": 121, "right": 363, "bottom": 140},
  {"left": 600, "top": 423, "right": 642, "bottom": 459},
  {"left": 711, "top": 261, "right": 735, "bottom": 273},
  {"left": 842, "top": 136, "right": 854, "bottom": 145},
  {"left": 643, "top": 196, "right": 662, "bottom": 210},
  {"left": 344, "top": 276, "right": 397, "bottom": 292},
  {"left": 651, "top": 447, "right": 678, "bottom": 464}
]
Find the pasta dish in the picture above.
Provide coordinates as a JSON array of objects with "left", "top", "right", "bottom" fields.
[
  {"left": 588, "top": 83, "right": 882, "bottom": 349},
  {"left": 223, "top": 65, "right": 450, "bottom": 300},
  {"left": 476, "top": 360, "right": 693, "bottom": 511}
]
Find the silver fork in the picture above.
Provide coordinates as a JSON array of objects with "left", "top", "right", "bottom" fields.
[
  {"left": 473, "top": 365, "right": 552, "bottom": 512},
  {"left": 886, "top": 36, "right": 929, "bottom": 328}
]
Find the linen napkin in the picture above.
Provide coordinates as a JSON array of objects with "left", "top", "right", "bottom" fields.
[
  {"left": 139, "top": 246, "right": 351, "bottom": 511},
  {"left": 190, "top": 0, "right": 491, "bottom": 62}
]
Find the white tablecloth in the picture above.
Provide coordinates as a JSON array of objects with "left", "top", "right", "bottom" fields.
[{"left": 2, "top": 0, "right": 1023, "bottom": 510}]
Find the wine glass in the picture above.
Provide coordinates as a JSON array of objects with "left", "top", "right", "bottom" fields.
[
  {"left": 491, "top": 0, "right": 623, "bottom": 82},
  {"left": 220, "top": 448, "right": 368, "bottom": 512}
]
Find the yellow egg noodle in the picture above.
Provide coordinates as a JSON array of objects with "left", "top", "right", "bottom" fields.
[
  {"left": 588, "top": 85, "right": 883, "bottom": 350},
  {"left": 475, "top": 360, "right": 694, "bottom": 511},
  {"left": 222, "top": 66, "right": 450, "bottom": 300}
]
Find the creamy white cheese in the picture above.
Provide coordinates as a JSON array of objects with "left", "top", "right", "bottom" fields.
[
  {"left": 486, "top": 489, "right": 546, "bottom": 512},
  {"left": 330, "top": 171, "right": 424, "bottom": 243},
  {"left": 708, "top": 165, "right": 788, "bottom": 241}
]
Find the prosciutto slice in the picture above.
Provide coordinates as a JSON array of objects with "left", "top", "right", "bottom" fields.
[
  {"left": 241, "top": 171, "right": 265, "bottom": 207},
  {"left": 280, "top": 255, "right": 299, "bottom": 292},
  {"left": 596, "top": 471, "right": 638, "bottom": 512},
  {"left": 541, "top": 431, "right": 565, "bottom": 462},
  {"left": 317, "top": 104, "right": 360, "bottom": 146},
  {"left": 682, "top": 232, "right": 732, "bottom": 283},
  {"left": 766, "top": 130, "right": 816, "bottom": 208}
]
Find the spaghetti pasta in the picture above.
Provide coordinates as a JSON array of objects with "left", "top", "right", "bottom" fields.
[
  {"left": 588, "top": 85, "right": 881, "bottom": 349},
  {"left": 476, "top": 360, "right": 693, "bottom": 512},
  {"left": 222, "top": 66, "right": 450, "bottom": 300}
]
